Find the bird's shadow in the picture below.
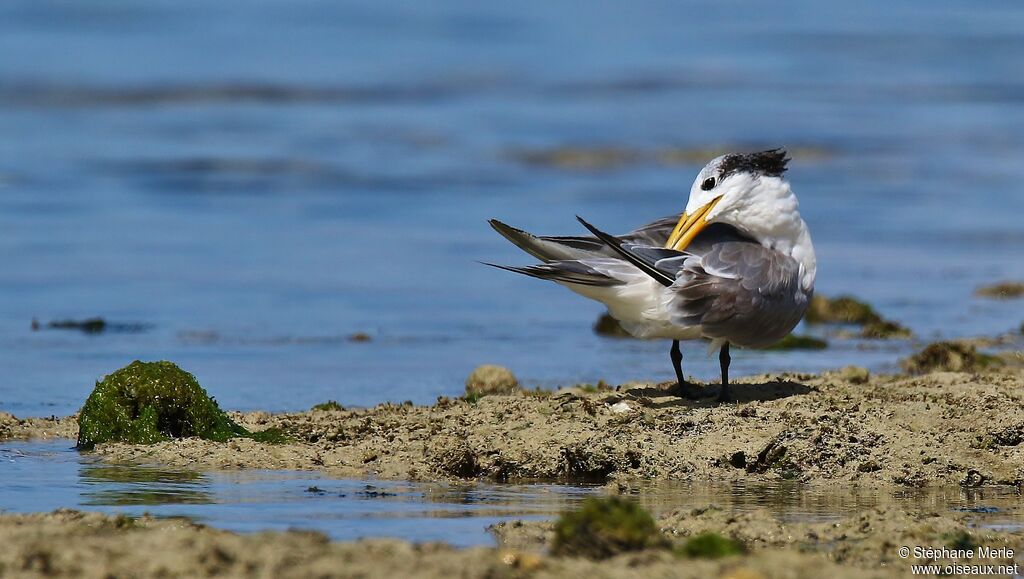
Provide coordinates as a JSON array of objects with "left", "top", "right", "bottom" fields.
[{"left": 613, "top": 380, "right": 814, "bottom": 409}]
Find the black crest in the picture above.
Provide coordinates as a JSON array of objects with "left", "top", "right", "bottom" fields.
[{"left": 717, "top": 149, "right": 789, "bottom": 179}]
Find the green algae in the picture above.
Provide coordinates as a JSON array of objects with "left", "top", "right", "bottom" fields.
[
  {"left": 675, "top": 532, "right": 746, "bottom": 559},
  {"left": 311, "top": 400, "right": 344, "bottom": 411},
  {"left": 48, "top": 317, "right": 108, "bottom": 333},
  {"left": 805, "top": 294, "right": 913, "bottom": 339},
  {"left": 860, "top": 319, "right": 913, "bottom": 339},
  {"left": 551, "top": 496, "right": 668, "bottom": 559},
  {"left": 524, "top": 386, "right": 554, "bottom": 398},
  {"left": 765, "top": 334, "right": 828, "bottom": 350},
  {"left": 805, "top": 295, "right": 883, "bottom": 325},
  {"left": 946, "top": 530, "right": 979, "bottom": 551},
  {"left": 577, "top": 380, "right": 612, "bottom": 393},
  {"left": 76, "top": 360, "right": 285, "bottom": 449},
  {"left": 33, "top": 317, "right": 151, "bottom": 335},
  {"left": 975, "top": 281, "right": 1024, "bottom": 300},
  {"left": 901, "top": 342, "right": 1004, "bottom": 375}
]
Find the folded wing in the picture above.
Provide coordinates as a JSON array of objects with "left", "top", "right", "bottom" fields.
[{"left": 672, "top": 242, "right": 810, "bottom": 348}]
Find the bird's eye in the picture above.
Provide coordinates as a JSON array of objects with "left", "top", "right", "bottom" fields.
[{"left": 701, "top": 177, "right": 716, "bottom": 191}]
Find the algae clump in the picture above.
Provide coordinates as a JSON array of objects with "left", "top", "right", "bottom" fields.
[
  {"left": 975, "top": 281, "right": 1024, "bottom": 300},
  {"left": 77, "top": 360, "right": 284, "bottom": 449},
  {"left": 901, "top": 342, "right": 1003, "bottom": 375},
  {"left": 860, "top": 319, "right": 912, "bottom": 339},
  {"left": 676, "top": 532, "right": 746, "bottom": 559},
  {"left": 551, "top": 496, "right": 668, "bottom": 559},
  {"left": 765, "top": 333, "right": 827, "bottom": 350},
  {"left": 311, "top": 400, "right": 344, "bottom": 411},
  {"left": 805, "top": 295, "right": 882, "bottom": 325},
  {"left": 805, "top": 294, "right": 913, "bottom": 339}
]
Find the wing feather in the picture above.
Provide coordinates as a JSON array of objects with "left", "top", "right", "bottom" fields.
[
  {"left": 574, "top": 216, "right": 678, "bottom": 287},
  {"left": 482, "top": 260, "right": 623, "bottom": 287},
  {"left": 671, "top": 241, "right": 810, "bottom": 348}
]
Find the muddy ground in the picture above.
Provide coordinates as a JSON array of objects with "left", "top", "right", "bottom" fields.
[
  {"left": 4, "top": 368, "right": 1024, "bottom": 488},
  {"left": 2, "top": 506, "right": 1021, "bottom": 578},
  {"left": 3, "top": 366, "right": 1024, "bottom": 577}
]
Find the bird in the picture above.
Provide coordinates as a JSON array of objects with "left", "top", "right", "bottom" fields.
[{"left": 485, "top": 149, "right": 816, "bottom": 402}]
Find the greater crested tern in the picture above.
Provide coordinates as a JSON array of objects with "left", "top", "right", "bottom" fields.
[{"left": 487, "top": 149, "right": 816, "bottom": 401}]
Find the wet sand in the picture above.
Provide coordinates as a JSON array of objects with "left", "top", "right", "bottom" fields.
[
  {"left": 6, "top": 368, "right": 1022, "bottom": 488},
  {"left": 3, "top": 367, "right": 1024, "bottom": 577},
  {"left": 2, "top": 506, "right": 1021, "bottom": 578}
]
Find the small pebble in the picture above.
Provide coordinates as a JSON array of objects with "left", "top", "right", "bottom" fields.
[{"left": 609, "top": 401, "right": 633, "bottom": 414}]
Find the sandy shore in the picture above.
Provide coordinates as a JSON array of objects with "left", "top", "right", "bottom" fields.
[
  {"left": 2, "top": 506, "right": 1021, "bottom": 578},
  {"left": 3, "top": 366, "right": 1024, "bottom": 577},
  {"left": 5, "top": 367, "right": 1022, "bottom": 488}
]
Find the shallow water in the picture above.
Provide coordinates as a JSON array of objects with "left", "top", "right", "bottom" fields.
[
  {"left": 2, "top": 440, "right": 1022, "bottom": 546},
  {"left": 1, "top": 440, "right": 594, "bottom": 546}
]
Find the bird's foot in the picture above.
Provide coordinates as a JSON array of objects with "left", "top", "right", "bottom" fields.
[{"left": 716, "top": 383, "right": 732, "bottom": 403}]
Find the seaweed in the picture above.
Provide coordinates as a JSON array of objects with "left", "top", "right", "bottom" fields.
[
  {"left": 975, "top": 282, "right": 1024, "bottom": 300},
  {"left": 860, "top": 319, "right": 912, "bottom": 339},
  {"left": 946, "top": 530, "right": 979, "bottom": 551},
  {"left": 76, "top": 360, "right": 285, "bottom": 449},
  {"left": 675, "top": 532, "right": 746, "bottom": 559},
  {"left": 551, "top": 496, "right": 668, "bottom": 559},
  {"left": 311, "top": 400, "right": 344, "bottom": 411},
  {"left": 577, "top": 380, "right": 612, "bottom": 393},
  {"left": 901, "top": 342, "right": 1003, "bottom": 375},
  {"left": 805, "top": 295, "right": 913, "bottom": 340},
  {"left": 33, "top": 317, "right": 151, "bottom": 334},
  {"left": 765, "top": 334, "right": 827, "bottom": 350},
  {"left": 805, "top": 295, "right": 882, "bottom": 325}
]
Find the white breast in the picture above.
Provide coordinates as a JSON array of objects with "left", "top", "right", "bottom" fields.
[{"left": 566, "top": 270, "right": 702, "bottom": 340}]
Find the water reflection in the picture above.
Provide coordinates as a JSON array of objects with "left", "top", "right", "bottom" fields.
[
  {"left": 1, "top": 440, "right": 1021, "bottom": 546},
  {"left": 79, "top": 464, "right": 212, "bottom": 506},
  {"left": 81, "top": 464, "right": 206, "bottom": 484},
  {"left": 623, "top": 480, "right": 1024, "bottom": 529}
]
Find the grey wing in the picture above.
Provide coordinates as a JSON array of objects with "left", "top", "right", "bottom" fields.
[
  {"left": 533, "top": 214, "right": 683, "bottom": 259},
  {"left": 672, "top": 242, "right": 811, "bottom": 348},
  {"left": 619, "top": 215, "right": 756, "bottom": 249},
  {"left": 618, "top": 214, "right": 681, "bottom": 246}
]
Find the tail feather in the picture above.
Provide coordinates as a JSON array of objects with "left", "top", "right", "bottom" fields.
[
  {"left": 488, "top": 219, "right": 605, "bottom": 262},
  {"left": 574, "top": 216, "right": 677, "bottom": 287},
  {"left": 481, "top": 261, "right": 622, "bottom": 287}
]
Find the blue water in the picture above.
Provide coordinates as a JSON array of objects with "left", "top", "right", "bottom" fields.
[
  {"left": 2, "top": 1, "right": 1024, "bottom": 419},
  {"left": 4, "top": 440, "right": 1021, "bottom": 545},
  {"left": 0, "top": 440, "right": 598, "bottom": 545}
]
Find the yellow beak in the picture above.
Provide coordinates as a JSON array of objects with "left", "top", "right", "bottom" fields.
[{"left": 664, "top": 197, "right": 722, "bottom": 251}]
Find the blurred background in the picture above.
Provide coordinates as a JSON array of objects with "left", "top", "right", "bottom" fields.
[{"left": 2, "top": 0, "right": 1023, "bottom": 417}]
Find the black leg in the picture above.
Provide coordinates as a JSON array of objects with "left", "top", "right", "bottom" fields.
[
  {"left": 670, "top": 340, "right": 685, "bottom": 386},
  {"left": 718, "top": 342, "right": 731, "bottom": 402},
  {"left": 671, "top": 340, "right": 700, "bottom": 399}
]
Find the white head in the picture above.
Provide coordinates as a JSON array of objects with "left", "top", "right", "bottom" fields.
[{"left": 666, "top": 149, "right": 816, "bottom": 290}]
